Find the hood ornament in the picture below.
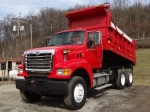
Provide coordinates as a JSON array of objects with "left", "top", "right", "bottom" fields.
[{"left": 35, "top": 51, "right": 40, "bottom": 55}]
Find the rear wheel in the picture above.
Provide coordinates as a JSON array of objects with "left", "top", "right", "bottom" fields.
[
  {"left": 125, "top": 69, "right": 133, "bottom": 86},
  {"left": 20, "top": 90, "right": 42, "bottom": 103},
  {"left": 64, "top": 76, "right": 87, "bottom": 110},
  {"left": 115, "top": 69, "right": 126, "bottom": 89}
]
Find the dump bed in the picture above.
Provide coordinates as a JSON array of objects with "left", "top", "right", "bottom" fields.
[{"left": 65, "top": 3, "right": 136, "bottom": 65}]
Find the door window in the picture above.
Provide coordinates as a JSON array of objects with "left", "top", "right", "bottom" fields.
[
  {"left": 87, "top": 32, "right": 101, "bottom": 48},
  {"left": 87, "top": 32, "right": 95, "bottom": 48}
]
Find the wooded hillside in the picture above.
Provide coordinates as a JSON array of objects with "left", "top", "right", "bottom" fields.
[{"left": 0, "top": 0, "right": 150, "bottom": 58}]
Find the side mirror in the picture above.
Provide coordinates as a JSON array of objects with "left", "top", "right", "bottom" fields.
[{"left": 95, "top": 31, "right": 101, "bottom": 45}]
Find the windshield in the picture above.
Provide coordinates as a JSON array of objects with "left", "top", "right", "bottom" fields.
[{"left": 48, "top": 31, "right": 85, "bottom": 46}]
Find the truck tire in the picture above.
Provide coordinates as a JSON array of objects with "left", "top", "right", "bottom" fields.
[
  {"left": 64, "top": 76, "right": 87, "bottom": 110},
  {"left": 20, "top": 90, "right": 42, "bottom": 103},
  {"left": 125, "top": 69, "right": 133, "bottom": 86},
  {"left": 115, "top": 69, "right": 125, "bottom": 89}
]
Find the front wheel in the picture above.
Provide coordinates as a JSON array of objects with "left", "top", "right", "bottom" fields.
[
  {"left": 20, "top": 90, "right": 42, "bottom": 103},
  {"left": 64, "top": 76, "right": 87, "bottom": 110}
]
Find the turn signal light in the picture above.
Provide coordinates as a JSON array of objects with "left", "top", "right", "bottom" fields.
[
  {"left": 63, "top": 49, "right": 72, "bottom": 54},
  {"left": 57, "top": 69, "right": 71, "bottom": 76}
]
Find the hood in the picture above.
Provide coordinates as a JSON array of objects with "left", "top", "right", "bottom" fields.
[
  {"left": 23, "top": 45, "right": 85, "bottom": 70},
  {"left": 24, "top": 44, "right": 85, "bottom": 55}
]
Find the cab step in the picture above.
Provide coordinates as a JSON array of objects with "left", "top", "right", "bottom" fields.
[{"left": 94, "top": 84, "right": 112, "bottom": 91}]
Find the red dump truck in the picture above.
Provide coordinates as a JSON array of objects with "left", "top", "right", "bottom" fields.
[{"left": 15, "top": 3, "right": 136, "bottom": 110}]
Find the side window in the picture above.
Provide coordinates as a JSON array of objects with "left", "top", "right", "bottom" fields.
[
  {"left": 1, "top": 63, "right": 6, "bottom": 70},
  {"left": 95, "top": 31, "right": 101, "bottom": 44},
  {"left": 87, "top": 32, "right": 95, "bottom": 48}
]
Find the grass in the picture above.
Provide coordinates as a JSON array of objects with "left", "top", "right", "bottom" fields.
[{"left": 133, "top": 48, "right": 150, "bottom": 85}]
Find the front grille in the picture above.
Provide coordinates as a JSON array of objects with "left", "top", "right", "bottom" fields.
[{"left": 24, "top": 52, "right": 53, "bottom": 72}]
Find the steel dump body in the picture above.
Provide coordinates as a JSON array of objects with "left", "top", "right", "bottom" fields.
[{"left": 65, "top": 5, "right": 136, "bottom": 67}]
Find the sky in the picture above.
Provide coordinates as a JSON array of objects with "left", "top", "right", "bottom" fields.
[{"left": 0, "top": 0, "right": 108, "bottom": 20}]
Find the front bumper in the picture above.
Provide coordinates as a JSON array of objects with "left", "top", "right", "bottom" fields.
[{"left": 15, "top": 79, "right": 68, "bottom": 95}]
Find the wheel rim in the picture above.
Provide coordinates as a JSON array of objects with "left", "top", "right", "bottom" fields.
[
  {"left": 74, "top": 83, "right": 84, "bottom": 103},
  {"left": 121, "top": 74, "right": 125, "bottom": 86},
  {"left": 129, "top": 72, "right": 133, "bottom": 83}
]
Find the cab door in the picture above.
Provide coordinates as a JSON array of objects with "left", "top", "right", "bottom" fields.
[{"left": 84, "top": 31, "right": 102, "bottom": 68}]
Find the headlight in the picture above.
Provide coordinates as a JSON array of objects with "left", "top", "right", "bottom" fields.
[
  {"left": 57, "top": 69, "right": 71, "bottom": 76},
  {"left": 18, "top": 68, "right": 23, "bottom": 74}
]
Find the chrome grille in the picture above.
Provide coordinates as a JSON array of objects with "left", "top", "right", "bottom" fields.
[{"left": 24, "top": 52, "right": 53, "bottom": 72}]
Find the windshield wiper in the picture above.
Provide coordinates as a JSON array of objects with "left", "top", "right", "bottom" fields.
[{"left": 62, "top": 43, "right": 72, "bottom": 45}]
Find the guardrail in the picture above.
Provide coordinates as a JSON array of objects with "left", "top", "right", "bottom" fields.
[
  {"left": 135, "top": 37, "right": 150, "bottom": 41},
  {"left": 135, "top": 37, "right": 150, "bottom": 48}
]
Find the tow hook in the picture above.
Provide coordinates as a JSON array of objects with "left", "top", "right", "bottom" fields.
[{"left": 30, "top": 80, "right": 35, "bottom": 84}]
